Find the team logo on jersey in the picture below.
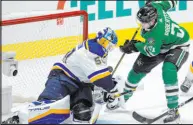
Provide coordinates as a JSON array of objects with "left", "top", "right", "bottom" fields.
[
  {"left": 147, "top": 38, "right": 155, "bottom": 45},
  {"left": 137, "top": 58, "right": 144, "bottom": 66},
  {"left": 147, "top": 46, "right": 155, "bottom": 53}
]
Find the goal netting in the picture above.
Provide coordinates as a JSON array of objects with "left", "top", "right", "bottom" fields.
[{"left": 2, "top": 10, "right": 88, "bottom": 103}]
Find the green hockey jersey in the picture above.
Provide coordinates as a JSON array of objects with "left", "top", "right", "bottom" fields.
[{"left": 135, "top": 0, "right": 190, "bottom": 57}]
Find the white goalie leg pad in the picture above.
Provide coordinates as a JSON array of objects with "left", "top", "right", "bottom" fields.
[
  {"left": 17, "top": 103, "right": 30, "bottom": 124},
  {"left": 28, "top": 95, "right": 70, "bottom": 124},
  {"left": 18, "top": 95, "right": 71, "bottom": 124}
]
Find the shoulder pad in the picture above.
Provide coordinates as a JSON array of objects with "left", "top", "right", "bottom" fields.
[{"left": 86, "top": 39, "right": 107, "bottom": 57}]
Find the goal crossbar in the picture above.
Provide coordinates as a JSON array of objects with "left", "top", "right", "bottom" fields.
[{"left": 1, "top": 10, "right": 88, "bottom": 41}]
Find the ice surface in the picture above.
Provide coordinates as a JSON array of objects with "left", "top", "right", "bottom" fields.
[{"left": 2, "top": 41, "right": 193, "bottom": 124}]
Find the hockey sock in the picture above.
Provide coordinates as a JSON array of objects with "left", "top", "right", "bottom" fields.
[
  {"left": 163, "top": 62, "right": 179, "bottom": 109},
  {"left": 124, "top": 69, "right": 146, "bottom": 101}
]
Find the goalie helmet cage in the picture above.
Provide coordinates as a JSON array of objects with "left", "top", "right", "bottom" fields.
[{"left": 1, "top": 10, "right": 88, "bottom": 103}]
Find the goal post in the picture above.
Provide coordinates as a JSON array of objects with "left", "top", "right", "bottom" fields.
[{"left": 1, "top": 10, "right": 88, "bottom": 103}]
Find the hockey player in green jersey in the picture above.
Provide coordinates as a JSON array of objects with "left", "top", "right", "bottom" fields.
[{"left": 119, "top": 0, "right": 190, "bottom": 123}]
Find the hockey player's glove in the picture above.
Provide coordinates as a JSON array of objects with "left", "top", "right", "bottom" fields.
[
  {"left": 120, "top": 40, "right": 139, "bottom": 54},
  {"left": 93, "top": 86, "right": 106, "bottom": 105},
  {"left": 92, "top": 79, "right": 119, "bottom": 105},
  {"left": 104, "top": 79, "right": 119, "bottom": 110},
  {"left": 105, "top": 76, "right": 126, "bottom": 110}
]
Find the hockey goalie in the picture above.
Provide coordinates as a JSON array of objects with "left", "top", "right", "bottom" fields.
[{"left": 2, "top": 27, "right": 125, "bottom": 124}]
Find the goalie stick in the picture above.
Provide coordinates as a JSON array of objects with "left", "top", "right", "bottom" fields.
[{"left": 132, "top": 96, "right": 193, "bottom": 124}]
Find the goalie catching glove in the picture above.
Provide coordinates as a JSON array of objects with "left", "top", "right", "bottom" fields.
[
  {"left": 120, "top": 40, "right": 139, "bottom": 54},
  {"left": 104, "top": 81, "right": 120, "bottom": 110},
  {"left": 105, "top": 77, "right": 125, "bottom": 110},
  {"left": 93, "top": 76, "right": 125, "bottom": 110}
]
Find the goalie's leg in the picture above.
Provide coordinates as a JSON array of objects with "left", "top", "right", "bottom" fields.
[
  {"left": 5, "top": 69, "right": 80, "bottom": 124},
  {"left": 2, "top": 96, "right": 72, "bottom": 124},
  {"left": 71, "top": 85, "right": 94, "bottom": 123},
  {"left": 38, "top": 69, "right": 79, "bottom": 101}
]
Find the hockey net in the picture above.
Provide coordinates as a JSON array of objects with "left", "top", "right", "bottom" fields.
[{"left": 1, "top": 10, "right": 88, "bottom": 103}]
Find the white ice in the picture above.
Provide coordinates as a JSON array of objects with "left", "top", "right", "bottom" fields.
[{"left": 2, "top": 41, "right": 193, "bottom": 124}]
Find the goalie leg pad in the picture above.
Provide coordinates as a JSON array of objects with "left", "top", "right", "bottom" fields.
[
  {"left": 14, "top": 96, "right": 70, "bottom": 124},
  {"left": 28, "top": 96, "right": 70, "bottom": 124},
  {"left": 38, "top": 69, "right": 78, "bottom": 101}
]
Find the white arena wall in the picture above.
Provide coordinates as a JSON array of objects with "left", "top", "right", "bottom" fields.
[{"left": 2, "top": 1, "right": 193, "bottom": 46}]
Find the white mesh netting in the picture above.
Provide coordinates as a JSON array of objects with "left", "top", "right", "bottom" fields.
[{"left": 2, "top": 11, "right": 87, "bottom": 103}]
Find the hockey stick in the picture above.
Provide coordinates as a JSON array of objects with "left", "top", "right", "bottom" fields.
[
  {"left": 113, "top": 90, "right": 132, "bottom": 98},
  {"left": 90, "top": 27, "right": 141, "bottom": 123},
  {"left": 89, "top": 103, "right": 102, "bottom": 124},
  {"left": 90, "top": 28, "right": 142, "bottom": 123},
  {"left": 132, "top": 96, "right": 193, "bottom": 124},
  {"left": 112, "top": 27, "right": 141, "bottom": 76},
  {"left": 89, "top": 90, "right": 132, "bottom": 124}
]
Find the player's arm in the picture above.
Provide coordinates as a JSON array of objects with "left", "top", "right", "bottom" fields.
[
  {"left": 88, "top": 67, "right": 115, "bottom": 92},
  {"left": 120, "top": 37, "right": 163, "bottom": 57},
  {"left": 135, "top": 37, "right": 163, "bottom": 57},
  {"left": 147, "top": 0, "right": 177, "bottom": 12},
  {"left": 86, "top": 65, "right": 125, "bottom": 110}
]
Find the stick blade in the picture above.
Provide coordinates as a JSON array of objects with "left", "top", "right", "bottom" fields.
[{"left": 132, "top": 111, "right": 152, "bottom": 124}]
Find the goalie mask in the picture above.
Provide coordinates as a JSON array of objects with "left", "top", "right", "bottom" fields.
[{"left": 96, "top": 27, "right": 118, "bottom": 52}]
